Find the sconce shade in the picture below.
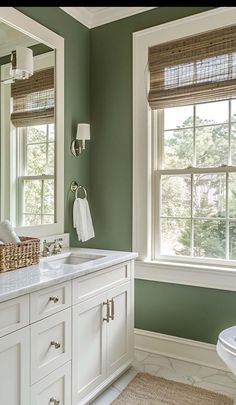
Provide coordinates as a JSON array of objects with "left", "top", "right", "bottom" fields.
[
  {"left": 10, "top": 46, "right": 33, "bottom": 81},
  {"left": 76, "top": 123, "right": 90, "bottom": 141}
]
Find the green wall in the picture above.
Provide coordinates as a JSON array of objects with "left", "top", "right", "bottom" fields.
[
  {"left": 15, "top": 7, "right": 236, "bottom": 345},
  {"left": 16, "top": 7, "right": 90, "bottom": 247},
  {"left": 89, "top": 7, "right": 236, "bottom": 345}
]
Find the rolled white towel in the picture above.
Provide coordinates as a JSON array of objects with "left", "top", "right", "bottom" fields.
[{"left": 0, "top": 220, "right": 20, "bottom": 244}]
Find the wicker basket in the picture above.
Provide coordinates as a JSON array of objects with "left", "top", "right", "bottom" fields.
[{"left": 0, "top": 236, "right": 40, "bottom": 273}]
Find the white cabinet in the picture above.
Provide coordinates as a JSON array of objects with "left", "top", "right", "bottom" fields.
[
  {"left": 31, "top": 361, "right": 71, "bottom": 405},
  {"left": 72, "top": 292, "right": 107, "bottom": 403},
  {"left": 0, "top": 327, "right": 30, "bottom": 405},
  {"left": 31, "top": 308, "right": 71, "bottom": 384},
  {"left": 107, "top": 283, "right": 132, "bottom": 376},
  {"left": 72, "top": 279, "right": 133, "bottom": 405},
  {"left": 0, "top": 258, "right": 134, "bottom": 405}
]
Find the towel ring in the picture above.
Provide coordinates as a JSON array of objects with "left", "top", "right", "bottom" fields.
[{"left": 70, "top": 181, "right": 87, "bottom": 199}]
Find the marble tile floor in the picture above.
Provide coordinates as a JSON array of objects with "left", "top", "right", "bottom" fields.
[{"left": 91, "top": 349, "right": 236, "bottom": 404}]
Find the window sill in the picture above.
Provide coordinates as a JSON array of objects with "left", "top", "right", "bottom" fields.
[{"left": 135, "top": 260, "right": 236, "bottom": 291}]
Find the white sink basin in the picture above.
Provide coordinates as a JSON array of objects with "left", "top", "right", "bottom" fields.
[{"left": 41, "top": 252, "right": 105, "bottom": 266}]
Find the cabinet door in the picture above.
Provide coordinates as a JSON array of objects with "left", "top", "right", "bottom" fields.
[
  {"left": 72, "top": 292, "right": 107, "bottom": 405},
  {"left": 107, "top": 282, "right": 132, "bottom": 376},
  {"left": 0, "top": 327, "right": 30, "bottom": 405}
]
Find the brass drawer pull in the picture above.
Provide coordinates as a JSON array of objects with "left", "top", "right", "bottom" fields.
[
  {"left": 50, "top": 340, "right": 61, "bottom": 349},
  {"left": 109, "top": 298, "right": 115, "bottom": 320},
  {"left": 103, "top": 299, "right": 110, "bottom": 323},
  {"left": 49, "top": 398, "right": 60, "bottom": 405},
  {"left": 49, "top": 296, "right": 59, "bottom": 303}
]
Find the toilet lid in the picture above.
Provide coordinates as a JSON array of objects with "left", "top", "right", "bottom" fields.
[{"left": 218, "top": 325, "right": 236, "bottom": 353}]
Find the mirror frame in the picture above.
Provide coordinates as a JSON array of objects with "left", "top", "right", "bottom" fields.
[{"left": 0, "top": 7, "right": 64, "bottom": 237}]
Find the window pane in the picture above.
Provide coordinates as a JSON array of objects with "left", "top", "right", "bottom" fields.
[
  {"left": 229, "top": 222, "right": 236, "bottom": 260},
  {"left": 195, "top": 100, "right": 228, "bottom": 125},
  {"left": 193, "top": 174, "right": 226, "bottom": 218},
  {"left": 43, "top": 180, "right": 54, "bottom": 215},
  {"left": 229, "top": 173, "right": 236, "bottom": 218},
  {"left": 26, "top": 143, "right": 47, "bottom": 175},
  {"left": 161, "top": 175, "right": 191, "bottom": 217},
  {"left": 161, "top": 218, "right": 191, "bottom": 256},
  {"left": 48, "top": 143, "right": 55, "bottom": 175},
  {"left": 196, "top": 124, "right": 228, "bottom": 167},
  {"left": 23, "top": 214, "right": 41, "bottom": 226},
  {"left": 193, "top": 220, "right": 226, "bottom": 259},
  {"left": 42, "top": 215, "right": 54, "bottom": 224},
  {"left": 164, "top": 105, "right": 193, "bottom": 130},
  {"left": 164, "top": 128, "right": 193, "bottom": 169},
  {"left": 24, "top": 180, "right": 42, "bottom": 215},
  {"left": 27, "top": 125, "right": 47, "bottom": 143},
  {"left": 48, "top": 124, "right": 55, "bottom": 141},
  {"left": 231, "top": 99, "right": 236, "bottom": 122},
  {"left": 231, "top": 121, "right": 236, "bottom": 166}
]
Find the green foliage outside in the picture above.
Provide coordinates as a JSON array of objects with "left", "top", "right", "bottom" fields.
[{"left": 162, "top": 112, "right": 236, "bottom": 260}]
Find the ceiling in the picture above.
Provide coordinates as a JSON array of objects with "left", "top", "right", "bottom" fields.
[
  {"left": 0, "top": 21, "right": 38, "bottom": 58},
  {"left": 60, "top": 7, "right": 156, "bottom": 29}
]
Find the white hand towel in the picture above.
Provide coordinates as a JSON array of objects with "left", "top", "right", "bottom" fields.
[
  {"left": 0, "top": 220, "right": 20, "bottom": 243},
  {"left": 73, "top": 198, "right": 95, "bottom": 242}
]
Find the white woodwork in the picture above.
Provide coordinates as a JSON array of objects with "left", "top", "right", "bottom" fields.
[
  {"left": 30, "top": 281, "right": 71, "bottom": 322},
  {"left": 0, "top": 327, "right": 30, "bottom": 405},
  {"left": 31, "top": 361, "right": 71, "bottom": 405},
  {"left": 72, "top": 262, "right": 130, "bottom": 304},
  {"left": 72, "top": 292, "right": 107, "bottom": 404},
  {"left": 0, "top": 259, "right": 134, "bottom": 405},
  {"left": 107, "top": 282, "right": 132, "bottom": 376},
  {"left": 31, "top": 308, "right": 71, "bottom": 384},
  {"left": 0, "top": 294, "right": 29, "bottom": 337}
]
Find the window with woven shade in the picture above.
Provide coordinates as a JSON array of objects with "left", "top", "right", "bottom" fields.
[
  {"left": 11, "top": 67, "right": 54, "bottom": 127},
  {"left": 148, "top": 25, "right": 236, "bottom": 110}
]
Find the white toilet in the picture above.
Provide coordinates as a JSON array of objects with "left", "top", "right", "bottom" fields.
[{"left": 217, "top": 325, "right": 236, "bottom": 376}]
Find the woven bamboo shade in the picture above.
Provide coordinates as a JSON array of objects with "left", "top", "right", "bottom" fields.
[
  {"left": 148, "top": 25, "right": 236, "bottom": 110},
  {"left": 11, "top": 67, "right": 54, "bottom": 127}
]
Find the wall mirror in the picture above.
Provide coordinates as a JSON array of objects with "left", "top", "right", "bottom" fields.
[{"left": 0, "top": 8, "right": 64, "bottom": 237}]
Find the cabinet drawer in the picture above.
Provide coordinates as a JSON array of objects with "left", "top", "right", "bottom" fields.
[
  {"left": 72, "top": 261, "right": 130, "bottom": 304},
  {"left": 0, "top": 295, "right": 29, "bottom": 337},
  {"left": 31, "top": 361, "right": 71, "bottom": 405},
  {"left": 31, "top": 308, "right": 71, "bottom": 384},
  {"left": 30, "top": 281, "right": 71, "bottom": 322}
]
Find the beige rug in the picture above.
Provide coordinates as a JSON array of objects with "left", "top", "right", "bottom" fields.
[{"left": 111, "top": 372, "right": 234, "bottom": 404}]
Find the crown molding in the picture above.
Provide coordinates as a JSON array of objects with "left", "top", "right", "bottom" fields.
[{"left": 60, "top": 7, "right": 156, "bottom": 29}]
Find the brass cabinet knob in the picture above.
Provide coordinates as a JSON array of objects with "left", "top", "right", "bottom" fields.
[
  {"left": 49, "top": 398, "right": 60, "bottom": 405},
  {"left": 49, "top": 296, "right": 59, "bottom": 303},
  {"left": 50, "top": 340, "right": 61, "bottom": 349}
]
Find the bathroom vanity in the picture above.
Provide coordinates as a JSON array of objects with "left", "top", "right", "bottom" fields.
[{"left": 0, "top": 248, "right": 137, "bottom": 405}]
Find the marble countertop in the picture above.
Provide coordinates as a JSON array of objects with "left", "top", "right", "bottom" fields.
[{"left": 0, "top": 247, "right": 137, "bottom": 303}]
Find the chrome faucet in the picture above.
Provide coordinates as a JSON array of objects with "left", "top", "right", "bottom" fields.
[
  {"left": 42, "top": 240, "right": 54, "bottom": 257},
  {"left": 52, "top": 238, "right": 63, "bottom": 255}
]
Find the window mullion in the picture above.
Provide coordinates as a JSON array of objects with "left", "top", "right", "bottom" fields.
[
  {"left": 191, "top": 173, "right": 194, "bottom": 257},
  {"left": 226, "top": 172, "right": 229, "bottom": 260}
]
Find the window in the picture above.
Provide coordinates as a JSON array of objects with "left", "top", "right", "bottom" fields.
[
  {"left": 155, "top": 99, "right": 236, "bottom": 262},
  {"left": 10, "top": 65, "right": 55, "bottom": 227},
  {"left": 134, "top": 8, "right": 236, "bottom": 287},
  {"left": 17, "top": 123, "right": 55, "bottom": 226}
]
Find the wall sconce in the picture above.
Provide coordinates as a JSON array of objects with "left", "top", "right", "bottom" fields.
[
  {"left": 1, "top": 46, "right": 33, "bottom": 84},
  {"left": 71, "top": 123, "right": 90, "bottom": 156}
]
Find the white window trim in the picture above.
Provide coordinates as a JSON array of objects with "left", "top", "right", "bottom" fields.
[
  {"left": 133, "top": 7, "right": 236, "bottom": 290},
  {"left": 0, "top": 7, "right": 64, "bottom": 238}
]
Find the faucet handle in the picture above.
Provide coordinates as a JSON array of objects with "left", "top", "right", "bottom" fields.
[{"left": 52, "top": 238, "right": 63, "bottom": 254}]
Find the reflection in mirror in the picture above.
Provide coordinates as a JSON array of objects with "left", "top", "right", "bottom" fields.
[{"left": 0, "top": 21, "right": 55, "bottom": 228}]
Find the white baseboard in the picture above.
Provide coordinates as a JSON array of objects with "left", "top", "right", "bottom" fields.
[{"left": 134, "top": 328, "right": 228, "bottom": 371}]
